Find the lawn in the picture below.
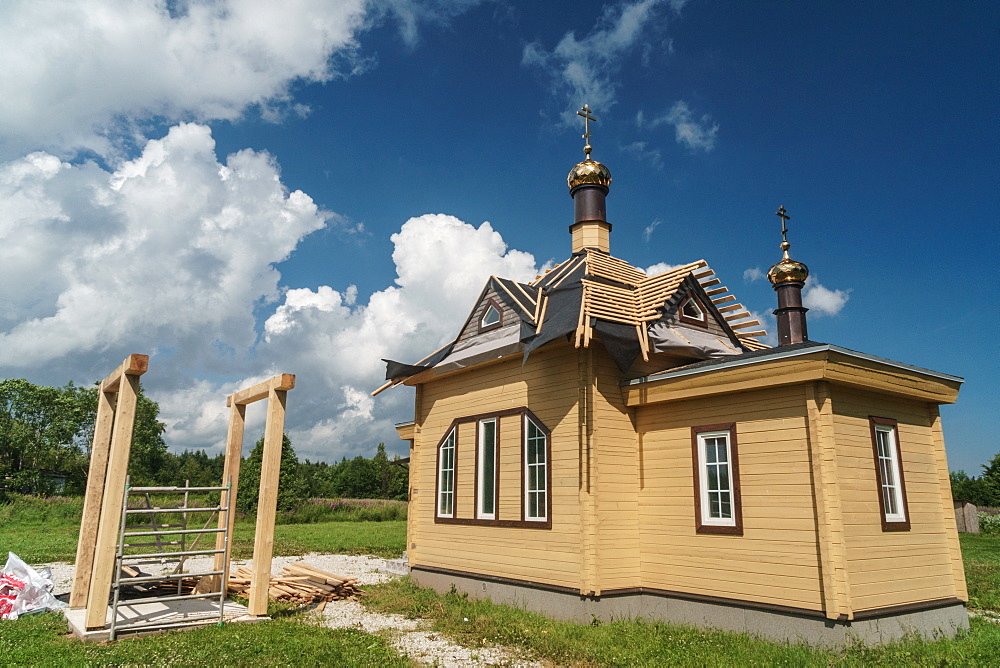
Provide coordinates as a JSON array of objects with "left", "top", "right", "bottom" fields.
[
  {"left": 961, "top": 533, "right": 1000, "bottom": 610},
  {"left": 2, "top": 494, "right": 999, "bottom": 666},
  {"left": 0, "top": 494, "right": 407, "bottom": 562}
]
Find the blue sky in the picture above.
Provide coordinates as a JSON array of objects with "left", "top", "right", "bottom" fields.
[{"left": 0, "top": 1, "right": 996, "bottom": 474}]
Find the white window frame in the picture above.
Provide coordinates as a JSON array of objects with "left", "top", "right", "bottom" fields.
[
  {"left": 436, "top": 428, "right": 456, "bottom": 518},
  {"left": 870, "top": 417, "right": 909, "bottom": 529},
  {"left": 477, "top": 418, "right": 498, "bottom": 520},
  {"left": 524, "top": 415, "right": 548, "bottom": 522},
  {"left": 681, "top": 297, "right": 706, "bottom": 322},
  {"left": 697, "top": 430, "right": 736, "bottom": 527},
  {"left": 480, "top": 303, "right": 501, "bottom": 328}
]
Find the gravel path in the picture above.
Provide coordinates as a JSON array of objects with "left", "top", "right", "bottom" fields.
[{"left": 37, "top": 554, "right": 540, "bottom": 667}]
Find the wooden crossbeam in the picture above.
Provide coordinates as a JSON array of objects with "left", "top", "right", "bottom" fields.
[
  {"left": 227, "top": 373, "right": 295, "bottom": 407},
  {"left": 712, "top": 295, "right": 737, "bottom": 305},
  {"left": 699, "top": 278, "right": 721, "bottom": 288},
  {"left": 729, "top": 320, "right": 762, "bottom": 330},
  {"left": 718, "top": 303, "right": 743, "bottom": 313},
  {"left": 99, "top": 354, "right": 148, "bottom": 392},
  {"left": 693, "top": 269, "right": 714, "bottom": 279},
  {"left": 739, "top": 330, "right": 768, "bottom": 337},
  {"left": 705, "top": 286, "right": 728, "bottom": 296}
]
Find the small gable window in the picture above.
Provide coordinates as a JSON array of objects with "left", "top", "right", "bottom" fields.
[
  {"left": 479, "top": 299, "right": 503, "bottom": 332},
  {"left": 679, "top": 295, "right": 706, "bottom": 325}
]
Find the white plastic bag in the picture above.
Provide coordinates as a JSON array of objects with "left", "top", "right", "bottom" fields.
[{"left": 0, "top": 552, "right": 67, "bottom": 620}]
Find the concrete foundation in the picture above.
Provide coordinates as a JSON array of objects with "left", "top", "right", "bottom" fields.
[
  {"left": 64, "top": 599, "right": 251, "bottom": 641},
  {"left": 411, "top": 567, "right": 969, "bottom": 647}
]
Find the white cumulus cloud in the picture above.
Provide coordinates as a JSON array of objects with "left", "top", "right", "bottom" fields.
[
  {"left": 803, "top": 276, "right": 851, "bottom": 317},
  {"left": 0, "top": 123, "right": 327, "bottom": 369},
  {"left": 743, "top": 267, "right": 764, "bottom": 282},
  {"left": 0, "top": 0, "right": 375, "bottom": 158},
  {"left": 0, "top": 0, "right": 486, "bottom": 159}
]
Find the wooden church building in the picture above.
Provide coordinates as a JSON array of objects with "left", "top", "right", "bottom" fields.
[{"left": 376, "top": 108, "right": 968, "bottom": 645}]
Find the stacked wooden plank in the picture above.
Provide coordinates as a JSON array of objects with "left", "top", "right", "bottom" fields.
[{"left": 227, "top": 562, "right": 363, "bottom": 608}]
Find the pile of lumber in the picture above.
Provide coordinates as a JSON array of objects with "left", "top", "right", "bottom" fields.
[{"left": 227, "top": 562, "right": 363, "bottom": 609}]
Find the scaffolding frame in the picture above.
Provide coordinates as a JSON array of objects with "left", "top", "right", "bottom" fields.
[{"left": 108, "top": 479, "right": 232, "bottom": 640}]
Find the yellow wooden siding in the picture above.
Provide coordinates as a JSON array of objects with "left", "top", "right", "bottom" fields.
[
  {"left": 408, "top": 340, "right": 585, "bottom": 588},
  {"left": 830, "top": 386, "right": 961, "bottom": 610},
  {"left": 637, "top": 385, "right": 824, "bottom": 610},
  {"left": 591, "top": 345, "right": 641, "bottom": 591}
]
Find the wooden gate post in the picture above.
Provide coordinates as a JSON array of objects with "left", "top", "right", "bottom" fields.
[
  {"left": 71, "top": 355, "right": 148, "bottom": 629},
  {"left": 212, "top": 373, "right": 295, "bottom": 617}
]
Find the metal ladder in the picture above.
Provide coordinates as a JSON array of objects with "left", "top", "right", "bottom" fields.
[{"left": 109, "top": 477, "right": 233, "bottom": 640}]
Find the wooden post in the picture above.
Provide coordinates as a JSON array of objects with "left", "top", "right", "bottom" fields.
[
  {"left": 69, "top": 387, "right": 116, "bottom": 608},
  {"left": 70, "top": 355, "right": 147, "bottom": 611},
  {"left": 211, "top": 402, "right": 246, "bottom": 588},
  {"left": 247, "top": 387, "right": 288, "bottom": 616},
  {"left": 84, "top": 358, "right": 146, "bottom": 630},
  {"left": 218, "top": 373, "right": 295, "bottom": 617}
]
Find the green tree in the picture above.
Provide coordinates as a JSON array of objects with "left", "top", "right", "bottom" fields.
[
  {"left": 981, "top": 453, "right": 1000, "bottom": 507},
  {"left": 0, "top": 380, "right": 92, "bottom": 494},
  {"left": 237, "top": 434, "right": 308, "bottom": 514},
  {"left": 0, "top": 378, "right": 168, "bottom": 494},
  {"left": 950, "top": 470, "right": 993, "bottom": 506}
]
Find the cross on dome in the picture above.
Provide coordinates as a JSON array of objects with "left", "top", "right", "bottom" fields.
[{"left": 577, "top": 104, "right": 598, "bottom": 158}]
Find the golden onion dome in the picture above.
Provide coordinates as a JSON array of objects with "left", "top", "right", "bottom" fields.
[
  {"left": 767, "top": 243, "right": 809, "bottom": 284},
  {"left": 567, "top": 158, "right": 612, "bottom": 191}
]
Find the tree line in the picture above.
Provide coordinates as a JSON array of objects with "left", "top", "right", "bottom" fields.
[{"left": 0, "top": 378, "right": 407, "bottom": 506}]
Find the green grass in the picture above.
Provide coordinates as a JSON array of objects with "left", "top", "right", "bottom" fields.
[
  {"left": 230, "top": 520, "right": 406, "bottom": 559},
  {"left": 2, "top": 494, "right": 998, "bottom": 666},
  {"left": 961, "top": 533, "right": 1000, "bottom": 610},
  {"left": 0, "top": 494, "right": 407, "bottom": 563},
  {"left": 0, "top": 611, "right": 410, "bottom": 667},
  {"left": 363, "top": 577, "right": 1000, "bottom": 666}
]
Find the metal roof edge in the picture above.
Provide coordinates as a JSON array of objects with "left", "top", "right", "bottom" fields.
[{"left": 623, "top": 343, "right": 964, "bottom": 386}]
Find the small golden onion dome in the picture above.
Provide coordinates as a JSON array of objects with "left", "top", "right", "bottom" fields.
[
  {"left": 768, "top": 255, "right": 810, "bottom": 284},
  {"left": 567, "top": 159, "right": 612, "bottom": 190}
]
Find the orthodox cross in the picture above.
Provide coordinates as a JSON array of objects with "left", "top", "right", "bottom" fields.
[
  {"left": 776, "top": 205, "right": 791, "bottom": 245},
  {"left": 577, "top": 104, "right": 598, "bottom": 158}
]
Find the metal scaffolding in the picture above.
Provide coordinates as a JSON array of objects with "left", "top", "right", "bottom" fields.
[{"left": 108, "top": 479, "right": 232, "bottom": 640}]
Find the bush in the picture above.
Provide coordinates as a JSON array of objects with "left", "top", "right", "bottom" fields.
[
  {"left": 278, "top": 498, "right": 408, "bottom": 524},
  {"left": 979, "top": 508, "right": 1000, "bottom": 535}
]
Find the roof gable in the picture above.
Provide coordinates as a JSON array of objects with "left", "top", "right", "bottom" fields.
[{"left": 377, "top": 250, "right": 770, "bottom": 392}]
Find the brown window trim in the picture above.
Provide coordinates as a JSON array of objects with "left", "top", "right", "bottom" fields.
[
  {"left": 691, "top": 422, "right": 743, "bottom": 535},
  {"left": 678, "top": 294, "right": 709, "bottom": 328},
  {"left": 869, "top": 416, "right": 911, "bottom": 532},
  {"left": 435, "top": 427, "right": 457, "bottom": 519},
  {"left": 478, "top": 297, "right": 504, "bottom": 333},
  {"left": 433, "top": 407, "right": 552, "bottom": 530}
]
